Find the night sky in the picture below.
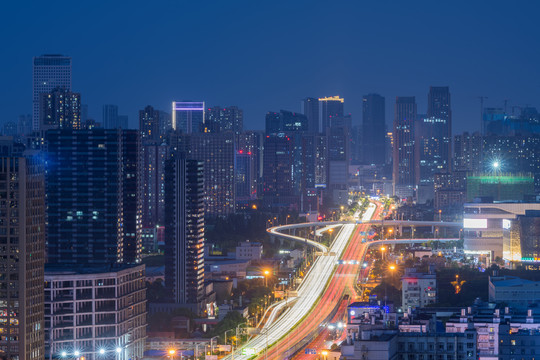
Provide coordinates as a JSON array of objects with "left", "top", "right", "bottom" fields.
[{"left": 2, "top": 0, "right": 539, "bottom": 133}]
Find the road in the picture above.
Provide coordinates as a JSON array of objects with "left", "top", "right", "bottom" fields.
[{"left": 249, "top": 203, "right": 381, "bottom": 360}]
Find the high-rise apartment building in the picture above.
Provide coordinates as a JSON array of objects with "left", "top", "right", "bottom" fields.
[
  {"left": 362, "top": 94, "right": 386, "bottom": 165},
  {"left": 302, "top": 97, "right": 320, "bottom": 133},
  {"left": 453, "top": 132, "right": 483, "bottom": 172},
  {"left": 205, "top": 106, "right": 243, "bottom": 134},
  {"left": 417, "top": 87, "right": 452, "bottom": 184},
  {"left": 140, "top": 143, "right": 169, "bottom": 228},
  {"left": 33, "top": 54, "right": 72, "bottom": 131},
  {"left": 393, "top": 97, "right": 418, "bottom": 196},
  {"left": 139, "top": 105, "right": 160, "bottom": 142},
  {"left": 39, "top": 88, "right": 81, "bottom": 130},
  {"left": 45, "top": 129, "right": 142, "bottom": 265},
  {"left": 319, "top": 96, "right": 344, "bottom": 132},
  {"left": 0, "top": 143, "right": 46, "bottom": 360},
  {"left": 236, "top": 131, "right": 264, "bottom": 198},
  {"left": 172, "top": 101, "right": 205, "bottom": 134},
  {"left": 164, "top": 153, "right": 205, "bottom": 306},
  {"left": 190, "top": 132, "right": 236, "bottom": 216}
]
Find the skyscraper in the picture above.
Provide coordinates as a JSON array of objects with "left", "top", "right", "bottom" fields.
[
  {"left": 205, "top": 106, "right": 243, "bottom": 134},
  {"left": 141, "top": 143, "right": 169, "bottom": 228},
  {"left": 190, "top": 132, "right": 236, "bottom": 216},
  {"left": 418, "top": 87, "right": 452, "bottom": 183},
  {"left": 172, "top": 101, "right": 205, "bottom": 134},
  {"left": 139, "top": 105, "right": 161, "bottom": 142},
  {"left": 164, "top": 153, "right": 205, "bottom": 306},
  {"left": 265, "top": 110, "right": 308, "bottom": 134},
  {"left": 302, "top": 97, "right": 320, "bottom": 133},
  {"left": 362, "top": 94, "right": 386, "bottom": 165},
  {"left": 393, "top": 97, "right": 418, "bottom": 196},
  {"left": 33, "top": 54, "right": 72, "bottom": 131},
  {"left": 318, "top": 96, "right": 344, "bottom": 132},
  {"left": 263, "top": 134, "right": 295, "bottom": 208},
  {"left": 0, "top": 142, "right": 46, "bottom": 360},
  {"left": 45, "top": 129, "right": 142, "bottom": 265},
  {"left": 103, "top": 104, "right": 119, "bottom": 129},
  {"left": 39, "top": 88, "right": 81, "bottom": 130},
  {"left": 453, "top": 132, "right": 483, "bottom": 172}
]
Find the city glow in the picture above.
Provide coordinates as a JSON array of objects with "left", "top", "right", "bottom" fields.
[{"left": 61, "top": 351, "right": 67, "bottom": 357}]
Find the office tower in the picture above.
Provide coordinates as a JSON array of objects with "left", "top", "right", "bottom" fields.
[
  {"left": 318, "top": 96, "right": 344, "bottom": 132},
  {"left": 362, "top": 94, "right": 386, "bottom": 165},
  {"left": 45, "top": 129, "right": 142, "bottom": 265},
  {"left": 0, "top": 143, "right": 46, "bottom": 360},
  {"left": 265, "top": 110, "right": 308, "bottom": 134},
  {"left": 302, "top": 97, "right": 320, "bottom": 133},
  {"left": 18, "top": 114, "right": 33, "bottom": 136},
  {"left": 300, "top": 134, "right": 327, "bottom": 211},
  {"left": 190, "top": 132, "right": 236, "bottom": 216},
  {"left": 417, "top": 86, "right": 452, "bottom": 183},
  {"left": 263, "top": 134, "right": 295, "bottom": 208},
  {"left": 102, "top": 104, "right": 119, "bottom": 128},
  {"left": 172, "top": 101, "right": 205, "bottom": 134},
  {"left": 44, "top": 264, "right": 147, "bottom": 360},
  {"left": 236, "top": 151, "right": 255, "bottom": 202},
  {"left": 141, "top": 143, "right": 169, "bottom": 228},
  {"left": 393, "top": 97, "right": 417, "bottom": 196},
  {"left": 164, "top": 153, "right": 205, "bottom": 306},
  {"left": 33, "top": 54, "right": 72, "bottom": 131},
  {"left": 453, "top": 132, "right": 483, "bottom": 172},
  {"left": 205, "top": 106, "right": 243, "bottom": 134},
  {"left": 139, "top": 105, "right": 160, "bottom": 142},
  {"left": 39, "top": 88, "right": 81, "bottom": 130}
]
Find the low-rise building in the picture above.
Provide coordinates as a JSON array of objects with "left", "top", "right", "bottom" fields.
[
  {"left": 498, "top": 324, "right": 540, "bottom": 360},
  {"left": 401, "top": 268, "right": 437, "bottom": 310},
  {"left": 340, "top": 328, "right": 477, "bottom": 360},
  {"left": 235, "top": 241, "right": 263, "bottom": 260},
  {"left": 44, "top": 264, "right": 147, "bottom": 360},
  {"left": 489, "top": 276, "right": 540, "bottom": 310}
]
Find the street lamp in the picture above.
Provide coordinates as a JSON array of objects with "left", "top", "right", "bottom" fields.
[
  {"left": 264, "top": 270, "right": 270, "bottom": 287},
  {"left": 380, "top": 246, "right": 386, "bottom": 261}
]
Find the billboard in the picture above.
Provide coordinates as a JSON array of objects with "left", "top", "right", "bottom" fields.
[{"left": 463, "top": 218, "right": 487, "bottom": 229}]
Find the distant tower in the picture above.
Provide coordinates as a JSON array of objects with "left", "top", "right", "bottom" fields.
[
  {"left": 318, "top": 96, "right": 344, "bottom": 132},
  {"left": 393, "top": 96, "right": 417, "bottom": 195},
  {"left": 205, "top": 106, "right": 243, "bottom": 134},
  {"left": 139, "top": 105, "right": 161, "bottom": 142},
  {"left": 172, "top": 101, "right": 205, "bottom": 134},
  {"left": 103, "top": 104, "right": 119, "bottom": 129},
  {"left": 302, "top": 97, "right": 320, "bottom": 133},
  {"left": 33, "top": 54, "right": 72, "bottom": 131},
  {"left": 362, "top": 94, "right": 386, "bottom": 165},
  {"left": 39, "top": 88, "right": 81, "bottom": 130}
]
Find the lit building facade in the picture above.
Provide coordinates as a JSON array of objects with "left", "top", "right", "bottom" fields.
[
  {"left": 453, "top": 132, "right": 483, "bottom": 172},
  {"left": 44, "top": 264, "right": 146, "bottom": 360},
  {"left": 172, "top": 101, "right": 205, "bottom": 134},
  {"left": 139, "top": 105, "right": 160, "bottom": 142},
  {"left": 463, "top": 203, "right": 540, "bottom": 259},
  {"left": 502, "top": 210, "right": 540, "bottom": 264},
  {"left": 164, "top": 153, "right": 205, "bottom": 307},
  {"left": 318, "top": 96, "right": 344, "bottom": 133},
  {"left": 204, "top": 106, "right": 243, "bottom": 134},
  {"left": 39, "top": 88, "right": 81, "bottom": 130},
  {"left": 466, "top": 173, "right": 535, "bottom": 202},
  {"left": 401, "top": 269, "right": 437, "bottom": 310},
  {"left": 33, "top": 54, "right": 72, "bottom": 131},
  {"left": 0, "top": 147, "right": 46, "bottom": 360}
]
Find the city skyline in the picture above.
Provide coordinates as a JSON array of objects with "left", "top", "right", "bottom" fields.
[{"left": 1, "top": 1, "right": 539, "bottom": 133}]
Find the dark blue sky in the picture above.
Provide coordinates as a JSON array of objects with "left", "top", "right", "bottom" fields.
[{"left": 2, "top": 0, "right": 539, "bottom": 133}]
